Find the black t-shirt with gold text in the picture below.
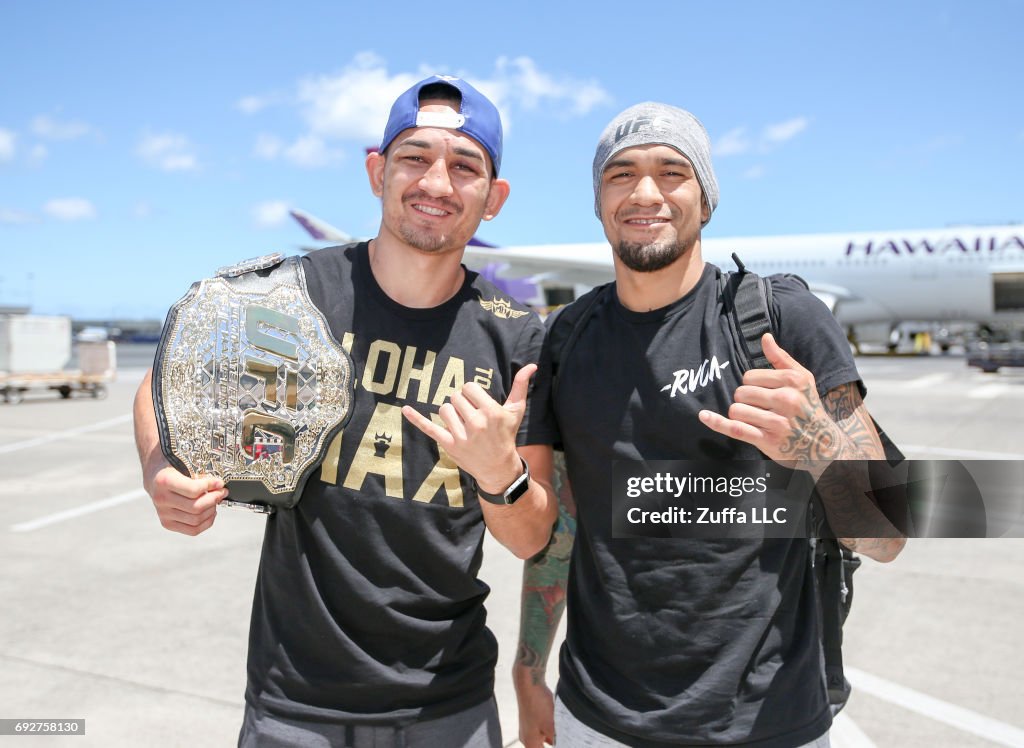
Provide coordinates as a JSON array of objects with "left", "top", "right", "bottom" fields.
[{"left": 245, "top": 243, "right": 543, "bottom": 724}]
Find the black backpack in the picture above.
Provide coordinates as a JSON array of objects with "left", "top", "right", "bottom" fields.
[{"left": 545, "top": 254, "right": 904, "bottom": 715}]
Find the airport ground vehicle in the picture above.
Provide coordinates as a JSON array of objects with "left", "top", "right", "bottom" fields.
[
  {"left": 0, "top": 315, "right": 116, "bottom": 404},
  {"left": 0, "top": 363, "right": 115, "bottom": 403},
  {"left": 966, "top": 343, "right": 1024, "bottom": 373}
]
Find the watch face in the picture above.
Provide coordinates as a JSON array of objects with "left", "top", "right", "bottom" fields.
[
  {"left": 505, "top": 461, "right": 530, "bottom": 504},
  {"left": 506, "top": 481, "right": 529, "bottom": 504}
]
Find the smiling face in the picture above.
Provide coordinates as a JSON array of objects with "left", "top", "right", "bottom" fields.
[
  {"left": 367, "top": 101, "right": 510, "bottom": 257},
  {"left": 599, "top": 143, "right": 709, "bottom": 273}
]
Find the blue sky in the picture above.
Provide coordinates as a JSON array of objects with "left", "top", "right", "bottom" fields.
[{"left": 1, "top": 1, "right": 1022, "bottom": 319}]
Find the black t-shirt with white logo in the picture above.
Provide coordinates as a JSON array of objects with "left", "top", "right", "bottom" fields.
[
  {"left": 526, "top": 264, "right": 861, "bottom": 748},
  {"left": 244, "top": 243, "right": 543, "bottom": 724}
]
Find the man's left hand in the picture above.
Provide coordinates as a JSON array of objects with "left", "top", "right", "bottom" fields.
[
  {"left": 402, "top": 364, "right": 537, "bottom": 491},
  {"left": 698, "top": 333, "right": 839, "bottom": 468}
]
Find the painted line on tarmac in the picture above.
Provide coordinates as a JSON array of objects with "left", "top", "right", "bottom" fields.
[
  {"left": 901, "top": 444, "right": 1024, "bottom": 460},
  {"left": 0, "top": 413, "right": 132, "bottom": 455},
  {"left": 831, "top": 711, "right": 877, "bottom": 748},
  {"left": 905, "top": 372, "right": 952, "bottom": 389},
  {"left": 847, "top": 667, "right": 1024, "bottom": 747},
  {"left": 968, "top": 383, "right": 1012, "bottom": 400},
  {"left": 10, "top": 489, "right": 146, "bottom": 532}
]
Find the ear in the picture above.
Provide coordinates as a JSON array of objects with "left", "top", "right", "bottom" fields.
[
  {"left": 481, "top": 178, "right": 511, "bottom": 222},
  {"left": 701, "top": 195, "right": 710, "bottom": 224},
  {"left": 366, "top": 151, "right": 385, "bottom": 197}
]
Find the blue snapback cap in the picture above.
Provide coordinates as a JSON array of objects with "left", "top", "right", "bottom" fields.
[{"left": 379, "top": 75, "right": 503, "bottom": 176}]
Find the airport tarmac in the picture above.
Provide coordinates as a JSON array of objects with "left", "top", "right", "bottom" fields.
[{"left": 1, "top": 344, "right": 1022, "bottom": 747}]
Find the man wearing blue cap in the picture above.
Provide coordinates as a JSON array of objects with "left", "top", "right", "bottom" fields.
[
  {"left": 513, "top": 103, "right": 904, "bottom": 747},
  {"left": 133, "top": 76, "right": 556, "bottom": 747}
]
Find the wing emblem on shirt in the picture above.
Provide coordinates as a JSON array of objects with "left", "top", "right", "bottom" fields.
[{"left": 480, "top": 297, "right": 528, "bottom": 320}]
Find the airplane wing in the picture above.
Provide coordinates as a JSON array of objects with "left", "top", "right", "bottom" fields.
[
  {"left": 801, "top": 282, "right": 858, "bottom": 314},
  {"left": 461, "top": 243, "right": 615, "bottom": 288},
  {"left": 809, "top": 290, "right": 839, "bottom": 313}
]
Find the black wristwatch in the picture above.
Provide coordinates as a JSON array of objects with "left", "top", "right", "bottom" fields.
[{"left": 475, "top": 457, "right": 531, "bottom": 505}]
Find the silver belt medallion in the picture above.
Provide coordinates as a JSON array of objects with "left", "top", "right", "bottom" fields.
[{"left": 153, "top": 253, "right": 354, "bottom": 510}]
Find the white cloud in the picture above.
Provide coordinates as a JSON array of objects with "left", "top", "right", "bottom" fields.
[
  {"left": 31, "top": 115, "right": 93, "bottom": 140},
  {"left": 252, "top": 200, "right": 291, "bottom": 228},
  {"left": 254, "top": 132, "right": 344, "bottom": 168},
  {"left": 254, "top": 133, "right": 284, "bottom": 160},
  {"left": 762, "top": 117, "right": 808, "bottom": 145},
  {"left": 570, "top": 84, "right": 614, "bottom": 116},
  {"left": 237, "top": 91, "right": 293, "bottom": 115},
  {"left": 296, "top": 52, "right": 422, "bottom": 142},
  {"left": 136, "top": 132, "right": 199, "bottom": 171},
  {"left": 714, "top": 118, "right": 809, "bottom": 158},
  {"left": 714, "top": 127, "right": 752, "bottom": 157},
  {"left": 0, "top": 129, "right": 15, "bottom": 161},
  {"left": 29, "top": 144, "right": 48, "bottom": 164},
  {"left": 242, "top": 52, "right": 612, "bottom": 164},
  {"left": 44, "top": 197, "right": 97, "bottom": 221},
  {"left": 237, "top": 95, "right": 273, "bottom": 115},
  {"left": 133, "top": 201, "right": 152, "bottom": 219},
  {"left": 283, "top": 135, "right": 345, "bottom": 168},
  {"left": 742, "top": 165, "right": 766, "bottom": 180},
  {"left": 0, "top": 207, "right": 38, "bottom": 225},
  {"left": 486, "top": 56, "right": 612, "bottom": 116}
]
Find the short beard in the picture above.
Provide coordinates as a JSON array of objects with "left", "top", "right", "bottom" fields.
[
  {"left": 614, "top": 240, "right": 686, "bottom": 273},
  {"left": 398, "top": 222, "right": 449, "bottom": 253},
  {"left": 393, "top": 188, "right": 472, "bottom": 253}
]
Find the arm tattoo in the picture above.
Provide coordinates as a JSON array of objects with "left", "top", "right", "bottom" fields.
[
  {"left": 778, "top": 382, "right": 880, "bottom": 465},
  {"left": 820, "top": 384, "right": 882, "bottom": 458},
  {"left": 515, "top": 450, "right": 576, "bottom": 684},
  {"left": 806, "top": 383, "right": 904, "bottom": 558}
]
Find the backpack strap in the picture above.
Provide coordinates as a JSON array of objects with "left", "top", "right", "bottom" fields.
[
  {"left": 816, "top": 536, "right": 859, "bottom": 710},
  {"left": 718, "top": 253, "right": 775, "bottom": 371},
  {"left": 720, "top": 254, "right": 857, "bottom": 714}
]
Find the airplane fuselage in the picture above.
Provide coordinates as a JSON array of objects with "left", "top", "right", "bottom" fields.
[
  {"left": 291, "top": 209, "right": 1024, "bottom": 331},
  {"left": 463, "top": 225, "right": 1024, "bottom": 329},
  {"left": 704, "top": 227, "right": 1024, "bottom": 326}
]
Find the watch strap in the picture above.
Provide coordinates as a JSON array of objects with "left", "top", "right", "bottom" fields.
[{"left": 475, "top": 457, "right": 530, "bottom": 505}]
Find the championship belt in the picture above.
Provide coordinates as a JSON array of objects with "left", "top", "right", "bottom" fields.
[{"left": 153, "top": 253, "right": 355, "bottom": 512}]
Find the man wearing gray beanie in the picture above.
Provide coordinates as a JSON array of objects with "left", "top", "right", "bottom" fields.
[
  {"left": 514, "top": 103, "right": 901, "bottom": 747},
  {"left": 592, "top": 101, "right": 719, "bottom": 224}
]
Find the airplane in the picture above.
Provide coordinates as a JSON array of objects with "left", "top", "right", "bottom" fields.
[
  {"left": 460, "top": 225, "right": 1024, "bottom": 349},
  {"left": 291, "top": 210, "right": 1024, "bottom": 349}
]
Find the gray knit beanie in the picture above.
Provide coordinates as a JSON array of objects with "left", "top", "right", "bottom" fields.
[{"left": 593, "top": 102, "right": 719, "bottom": 226}]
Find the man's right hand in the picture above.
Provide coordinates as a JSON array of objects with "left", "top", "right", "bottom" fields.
[
  {"left": 513, "top": 664, "right": 556, "bottom": 747},
  {"left": 145, "top": 463, "right": 228, "bottom": 536},
  {"left": 135, "top": 368, "right": 228, "bottom": 536}
]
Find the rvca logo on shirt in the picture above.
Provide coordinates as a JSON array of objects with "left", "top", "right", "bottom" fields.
[{"left": 660, "top": 355, "right": 731, "bottom": 398}]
